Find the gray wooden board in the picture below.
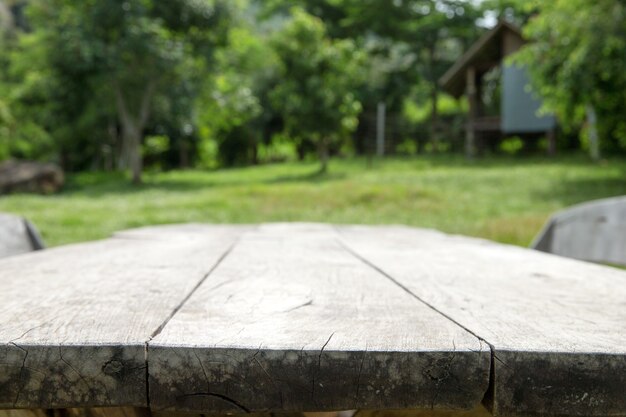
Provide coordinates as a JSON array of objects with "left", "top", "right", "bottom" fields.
[
  {"left": 148, "top": 224, "right": 490, "bottom": 413},
  {"left": 532, "top": 196, "right": 626, "bottom": 266},
  {"left": 114, "top": 224, "right": 252, "bottom": 242},
  {"left": 3, "top": 222, "right": 624, "bottom": 416},
  {"left": 337, "top": 226, "right": 626, "bottom": 417},
  {"left": 0, "top": 226, "right": 246, "bottom": 409},
  {"left": 0, "top": 214, "right": 39, "bottom": 259}
]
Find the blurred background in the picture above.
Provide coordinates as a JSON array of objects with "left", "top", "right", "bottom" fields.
[{"left": 0, "top": 0, "right": 624, "bottom": 248}]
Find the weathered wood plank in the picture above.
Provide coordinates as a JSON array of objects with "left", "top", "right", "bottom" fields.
[
  {"left": 532, "top": 196, "right": 626, "bottom": 266},
  {"left": 337, "top": 226, "right": 626, "bottom": 417},
  {"left": 0, "top": 227, "right": 246, "bottom": 409},
  {"left": 0, "top": 214, "right": 43, "bottom": 259},
  {"left": 148, "top": 224, "right": 490, "bottom": 414},
  {"left": 114, "top": 224, "right": 251, "bottom": 242}
]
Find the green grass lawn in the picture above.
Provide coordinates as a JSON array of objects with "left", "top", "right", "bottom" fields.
[{"left": 1, "top": 155, "right": 625, "bottom": 247}]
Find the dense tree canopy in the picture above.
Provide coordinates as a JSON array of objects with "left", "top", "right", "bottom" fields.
[
  {"left": 514, "top": 0, "right": 626, "bottom": 156},
  {"left": 270, "top": 8, "right": 363, "bottom": 172},
  {"left": 3, "top": 0, "right": 234, "bottom": 181},
  {"left": 0, "top": 0, "right": 623, "bottom": 182}
]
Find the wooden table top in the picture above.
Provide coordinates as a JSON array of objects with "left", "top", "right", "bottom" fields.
[{"left": 0, "top": 224, "right": 624, "bottom": 417}]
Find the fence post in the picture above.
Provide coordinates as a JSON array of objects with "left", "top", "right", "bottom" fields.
[{"left": 376, "top": 102, "right": 386, "bottom": 157}]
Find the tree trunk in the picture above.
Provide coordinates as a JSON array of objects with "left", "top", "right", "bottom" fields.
[
  {"left": 117, "top": 115, "right": 143, "bottom": 185},
  {"left": 318, "top": 138, "right": 329, "bottom": 174},
  {"left": 123, "top": 125, "right": 142, "bottom": 185},
  {"left": 114, "top": 79, "right": 156, "bottom": 184},
  {"left": 118, "top": 133, "right": 131, "bottom": 170}
]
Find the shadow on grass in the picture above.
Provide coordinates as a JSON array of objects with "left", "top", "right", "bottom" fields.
[
  {"left": 533, "top": 177, "right": 626, "bottom": 208},
  {"left": 51, "top": 154, "right": 626, "bottom": 198},
  {"left": 328, "top": 153, "right": 613, "bottom": 173},
  {"left": 389, "top": 153, "right": 609, "bottom": 169},
  {"left": 265, "top": 170, "right": 347, "bottom": 184},
  {"left": 60, "top": 167, "right": 347, "bottom": 197}
]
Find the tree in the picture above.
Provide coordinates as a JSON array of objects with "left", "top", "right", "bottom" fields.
[
  {"left": 270, "top": 8, "right": 363, "bottom": 172},
  {"left": 26, "top": 0, "right": 233, "bottom": 183},
  {"left": 196, "top": 20, "right": 281, "bottom": 168},
  {"left": 338, "top": 0, "right": 482, "bottom": 151},
  {"left": 0, "top": 4, "right": 59, "bottom": 164},
  {"left": 478, "top": 0, "right": 534, "bottom": 27},
  {"left": 265, "top": 1, "right": 482, "bottom": 153},
  {"left": 514, "top": 0, "right": 626, "bottom": 157}
]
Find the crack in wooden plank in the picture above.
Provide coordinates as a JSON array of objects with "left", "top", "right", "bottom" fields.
[
  {"left": 334, "top": 230, "right": 496, "bottom": 409},
  {"left": 59, "top": 346, "right": 93, "bottom": 394},
  {"left": 283, "top": 299, "right": 314, "bottom": 313},
  {"left": 311, "top": 332, "right": 335, "bottom": 405},
  {"left": 10, "top": 342, "right": 28, "bottom": 408},
  {"left": 177, "top": 392, "right": 251, "bottom": 413},
  {"left": 145, "top": 231, "right": 248, "bottom": 410},
  {"left": 354, "top": 342, "right": 368, "bottom": 408},
  {"left": 148, "top": 240, "right": 239, "bottom": 341}
]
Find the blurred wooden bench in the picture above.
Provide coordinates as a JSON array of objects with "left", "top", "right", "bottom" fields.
[
  {"left": 532, "top": 196, "right": 626, "bottom": 266},
  {"left": 0, "top": 224, "right": 624, "bottom": 417},
  {"left": 0, "top": 213, "right": 44, "bottom": 259}
]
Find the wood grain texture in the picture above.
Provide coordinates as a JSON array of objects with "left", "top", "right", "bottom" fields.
[
  {"left": 0, "top": 227, "right": 245, "bottom": 409},
  {"left": 3, "top": 223, "right": 624, "bottom": 416},
  {"left": 337, "top": 225, "right": 626, "bottom": 417},
  {"left": 532, "top": 196, "right": 626, "bottom": 266},
  {"left": 149, "top": 224, "right": 490, "bottom": 414}
]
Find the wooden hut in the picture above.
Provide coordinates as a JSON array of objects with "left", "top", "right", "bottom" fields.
[{"left": 440, "top": 21, "right": 556, "bottom": 156}]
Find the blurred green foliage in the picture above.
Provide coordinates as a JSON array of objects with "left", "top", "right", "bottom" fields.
[
  {"left": 0, "top": 0, "right": 624, "bottom": 182},
  {"left": 269, "top": 8, "right": 364, "bottom": 172},
  {"left": 513, "top": 0, "right": 626, "bottom": 155}
]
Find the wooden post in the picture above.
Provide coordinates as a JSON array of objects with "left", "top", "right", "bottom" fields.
[
  {"left": 376, "top": 102, "right": 386, "bottom": 157},
  {"left": 465, "top": 67, "right": 477, "bottom": 158}
]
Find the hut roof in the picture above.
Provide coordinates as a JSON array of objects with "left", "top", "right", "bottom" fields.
[{"left": 440, "top": 21, "right": 524, "bottom": 98}]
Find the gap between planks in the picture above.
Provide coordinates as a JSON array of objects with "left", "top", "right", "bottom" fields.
[
  {"left": 97, "top": 225, "right": 495, "bottom": 413},
  {"left": 143, "top": 232, "right": 249, "bottom": 411},
  {"left": 332, "top": 228, "right": 497, "bottom": 412}
]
